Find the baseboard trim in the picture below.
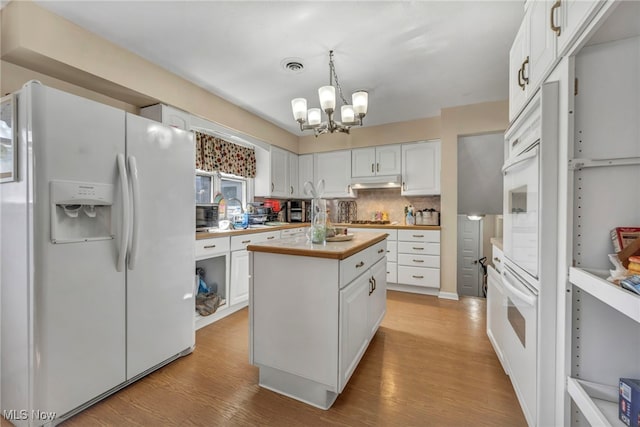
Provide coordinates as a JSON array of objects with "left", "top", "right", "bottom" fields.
[{"left": 438, "top": 291, "right": 459, "bottom": 300}]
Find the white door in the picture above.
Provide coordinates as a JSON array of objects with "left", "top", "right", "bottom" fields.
[
  {"left": 339, "top": 272, "right": 370, "bottom": 391},
  {"left": 288, "top": 152, "right": 299, "bottom": 197},
  {"left": 30, "top": 83, "right": 127, "bottom": 414},
  {"left": 457, "top": 215, "right": 482, "bottom": 297},
  {"left": 351, "top": 147, "right": 376, "bottom": 177},
  {"left": 315, "top": 150, "right": 354, "bottom": 198},
  {"left": 125, "top": 113, "right": 195, "bottom": 379},
  {"left": 230, "top": 249, "right": 249, "bottom": 305},
  {"left": 298, "top": 154, "right": 314, "bottom": 197},
  {"left": 368, "top": 258, "right": 387, "bottom": 337},
  {"left": 509, "top": 19, "right": 528, "bottom": 121},
  {"left": 376, "top": 144, "right": 401, "bottom": 175},
  {"left": 528, "top": 0, "right": 557, "bottom": 91},
  {"left": 401, "top": 141, "right": 441, "bottom": 195},
  {"left": 270, "top": 146, "right": 288, "bottom": 197}
]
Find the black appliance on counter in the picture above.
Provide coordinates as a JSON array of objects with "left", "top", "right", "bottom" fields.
[
  {"left": 196, "top": 204, "right": 219, "bottom": 231},
  {"left": 286, "top": 200, "right": 309, "bottom": 222}
]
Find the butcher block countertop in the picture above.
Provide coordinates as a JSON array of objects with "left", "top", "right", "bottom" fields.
[
  {"left": 247, "top": 232, "right": 387, "bottom": 260},
  {"left": 195, "top": 223, "right": 306, "bottom": 240},
  {"left": 335, "top": 223, "right": 441, "bottom": 230},
  {"left": 490, "top": 237, "right": 504, "bottom": 251}
]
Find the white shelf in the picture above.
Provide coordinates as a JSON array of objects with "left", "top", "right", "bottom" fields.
[
  {"left": 569, "top": 267, "right": 640, "bottom": 324},
  {"left": 567, "top": 377, "right": 622, "bottom": 427}
]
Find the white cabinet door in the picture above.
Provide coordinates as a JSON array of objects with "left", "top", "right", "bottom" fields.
[
  {"left": 270, "top": 146, "right": 289, "bottom": 198},
  {"left": 368, "top": 258, "right": 387, "bottom": 338},
  {"left": 230, "top": 250, "right": 249, "bottom": 305},
  {"left": 509, "top": 19, "right": 529, "bottom": 122},
  {"left": 338, "top": 272, "right": 370, "bottom": 391},
  {"left": 351, "top": 147, "right": 376, "bottom": 177},
  {"left": 486, "top": 266, "right": 508, "bottom": 373},
  {"left": 139, "top": 104, "right": 191, "bottom": 131},
  {"left": 557, "top": 0, "right": 603, "bottom": 56},
  {"left": 401, "top": 141, "right": 441, "bottom": 195},
  {"left": 376, "top": 144, "right": 401, "bottom": 175},
  {"left": 315, "top": 150, "right": 355, "bottom": 198},
  {"left": 298, "top": 154, "right": 314, "bottom": 198},
  {"left": 288, "top": 152, "right": 299, "bottom": 198},
  {"left": 528, "top": 0, "right": 558, "bottom": 91}
]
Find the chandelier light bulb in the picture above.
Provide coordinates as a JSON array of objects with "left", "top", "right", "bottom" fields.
[
  {"left": 291, "top": 98, "right": 307, "bottom": 121},
  {"left": 352, "top": 91, "right": 368, "bottom": 116},
  {"left": 318, "top": 85, "right": 336, "bottom": 112},
  {"left": 307, "top": 108, "right": 322, "bottom": 126},
  {"left": 341, "top": 105, "right": 355, "bottom": 124}
]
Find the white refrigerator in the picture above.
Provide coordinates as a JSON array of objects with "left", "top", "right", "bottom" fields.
[{"left": 1, "top": 82, "right": 195, "bottom": 425}]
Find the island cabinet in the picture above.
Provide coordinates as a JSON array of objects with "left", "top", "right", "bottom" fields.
[{"left": 248, "top": 232, "right": 387, "bottom": 409}]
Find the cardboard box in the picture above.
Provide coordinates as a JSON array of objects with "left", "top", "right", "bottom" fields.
[
  {"left": 619, "top": 378, "right": 640, "bottom": 427},
  {"left": 612, "top": 227, "right": 640, "bottom": 253}
]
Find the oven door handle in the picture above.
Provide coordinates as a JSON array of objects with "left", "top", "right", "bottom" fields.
[
  {"left": 502, "top": 269, "right": 537, "bottom": 307},
  {"left": 501, "top": 146, "right": 539, "bottom": 175}
]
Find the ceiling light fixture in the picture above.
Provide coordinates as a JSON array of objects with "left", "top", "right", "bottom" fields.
[{"left": 291, "top": 50, "right": 368, "bottom": 137}]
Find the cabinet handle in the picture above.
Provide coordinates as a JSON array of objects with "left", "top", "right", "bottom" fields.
[
  {"left": 413, "top": 259, "right": 424, "bottom": 263},
  {"left": 522, "top": 56, "right": 529, "bottom": 85},
  {"left": 550, "top": 0, "right": 561, "bottom": 36},
  {"left": 412, "top": 275, "right": 424, "bottom": 279},
  {"left": 412, "top": 234, "right": 424, "bottom": 238},
  {"left": 267, "top": 236, "right": 275, "bottom": 240},
  {"left": 271, "top": 182, "right": 274, "bottom": 192},
  {"left": 402, "top": 182, "right": 407, "bottom": 191},
  {"left": 242, "top": 240, "right": 251, "bottom": 244},
  {"left": 493, "top": 257, "right": 501, "bottom": 263},
  {"left": 517, "top": 65, "right": 525, "bottom": 90},
  {"left": 376, "top": 163, "right": 380, "bottom": 172},
  {"left": 355, "top": 261, "right": 365, "bottom": 268},
  {"left": 369, "top": 278, "right": 374, "bottom": 295},
  {"left": 204, "top": 244, "right": 216, "bottom": 249},
  {"left": 372, "top": 276, "right": 377, "bottom": 291},
  {"left": 378, "top": 248, "right": 384, "bottom": 254},
  {"left": 371, "top": 163, "right": 374, "bottom": 173},
  {"left": 413, "top": 247, "right": 424, "bottom": 250},
  {"left": 290, "top": 186, "right": 293, "bottom": 194}
]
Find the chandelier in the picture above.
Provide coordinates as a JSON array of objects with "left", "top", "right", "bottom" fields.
[{"left": 291, "top": 51, "right": 368, "bottom": 137}]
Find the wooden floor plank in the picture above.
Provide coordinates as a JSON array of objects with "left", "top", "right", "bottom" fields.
[{"left": 4, "top": 291, "right": 526, "bottom": 426}]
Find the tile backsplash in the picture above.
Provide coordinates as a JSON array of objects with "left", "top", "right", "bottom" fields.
[{"left": 331, "top": 188, "right": 440, "bottom": 224}]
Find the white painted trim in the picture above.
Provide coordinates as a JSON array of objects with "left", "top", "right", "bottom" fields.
[
  {"left": 438, "top": 291, "right": 459, "bottom": 300},
  {"left": 387, "top": 283, "right": 439, "bottom": 297}
]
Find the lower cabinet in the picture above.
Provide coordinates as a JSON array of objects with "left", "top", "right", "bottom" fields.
[
  {"left": 486, "top": 265, "right": 508, "bottom": 373},
  {"left": 339, "top": 257, "right": 387, "bottom": 391},
  {"left": 230, "top": 249, "right": 249, "bottom": 305}
]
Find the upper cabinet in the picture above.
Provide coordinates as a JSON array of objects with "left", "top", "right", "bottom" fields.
[
  {"left": 509, "top": 0, "right": 604, "bottom": 122},
  {"left": 315, "top": 150, "right": 356, "bottom": 199},
  {"left": 401, "top": 140, "right": 441, "bottom": 196},
  {"left": 255, "top": 146, "right": 295, "bottom": 198},
  {"left": 140, "top": 104, "right": 191, "bottom": 131},
  {"left": 288, "top": 151, "right": 299, "bottom": 198},
  {"left": 351, "top": 145, "right": 401, "bottom": 178},
  {"left": 298, "top": 154, "right": 314, "bottom": 198}
]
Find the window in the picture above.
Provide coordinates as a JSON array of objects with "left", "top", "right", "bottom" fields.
[
  {"left": 220, "top": 174, "right": 247, "bottom": 218},
  {"left": 195, "top": 173, "right": 214, "bottom": 204}
]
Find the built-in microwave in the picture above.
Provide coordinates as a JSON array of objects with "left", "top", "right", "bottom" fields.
[
  {"left": 196, "top": 204, "right": 219, "bottom": 231},
  {"left": 287, "top": 200, "right": 308, "bottom": 222}
]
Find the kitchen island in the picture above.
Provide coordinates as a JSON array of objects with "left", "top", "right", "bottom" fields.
[{"left": 247, "top": 232, "right": 388, "bottom": 409}]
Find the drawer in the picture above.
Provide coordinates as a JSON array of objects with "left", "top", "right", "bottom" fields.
[
  {"left": 387, "top": 262, "right": 397, "bottom": 284},
  {"left": 386, "top": 241, "right": 397, "bottom": 262},
  {"left": 397, "top": 241, "right": 440, "bottom": 256},
  {"left": 339, "top": 240, "right": 386, "bottom": 288},
  {"left": 398, "top": 229, "right": 440, "bottom": 243},
  {"left": 349, "top": 227, "right": 397, "bottom": 241},
  {"left": 280, "top": 227, "right": 308, "bottom": 238},
  {"left": 397, "top": 266, "right": 440, "bottom": 288},
  {"left": 398, "top": 253, "right": 440, "bottom": 268},
  {"left": 231, "top": 230, "right": 280, "bottom": 251},
  {"left": 196, "top": 236, "right": 230, "bottom": 259}
]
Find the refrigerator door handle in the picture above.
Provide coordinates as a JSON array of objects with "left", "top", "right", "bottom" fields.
[
  {"left": 127, "top": 155, "right": 140, "bottom": 270},
  {"left": 117, "top": 154, "right": 130, "bottom": 272}
]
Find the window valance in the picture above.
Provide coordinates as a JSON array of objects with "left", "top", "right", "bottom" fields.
[{"left": 195, "top": 131, "right": 256, "bottom": 178}]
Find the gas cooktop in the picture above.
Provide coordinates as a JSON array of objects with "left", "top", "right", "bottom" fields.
[{"left": 349, "top": 220, "right": 391, "bottom": 225}]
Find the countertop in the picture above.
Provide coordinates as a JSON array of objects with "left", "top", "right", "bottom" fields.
[
  {"left": 247, "top": 231, "right": 388, "bottom": 260},
  {"left": 196, "top": 222, "right": 440, "bottom": 240},
  {"left": 490, "top": 237, "right": 503, "bottom": 251}
]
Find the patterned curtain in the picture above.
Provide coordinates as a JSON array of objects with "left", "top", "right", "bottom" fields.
[{"left": 195, "top": 131, "right": 256, "bottom": 178}]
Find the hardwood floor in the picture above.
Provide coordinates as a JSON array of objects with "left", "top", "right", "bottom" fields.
[{"left": 6, "top": 291, "right": 527, "bottom": 426}]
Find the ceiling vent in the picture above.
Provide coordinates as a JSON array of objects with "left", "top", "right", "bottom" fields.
[{"left": 281, "top": 57, "right": 305, "bottom": 74}]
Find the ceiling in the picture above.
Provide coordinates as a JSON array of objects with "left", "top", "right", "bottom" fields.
[{"left": 35, "top": 1, "right": 524, "bottom": 136}]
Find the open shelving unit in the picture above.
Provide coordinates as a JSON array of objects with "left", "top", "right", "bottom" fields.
[{"left": 561, "top": 4, "right": 640, "bottom": 424}]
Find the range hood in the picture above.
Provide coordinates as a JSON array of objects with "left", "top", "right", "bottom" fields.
[{"left": 350, "top": 174, "right": 401, "bottom": 189}]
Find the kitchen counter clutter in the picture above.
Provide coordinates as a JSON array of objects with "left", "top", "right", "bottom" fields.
[
  {"left": 248, "top": 232, "right": 387, "bottom": 409},
  {"left": 196, "top": 223, "right": 309, "bottom": 239}
]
